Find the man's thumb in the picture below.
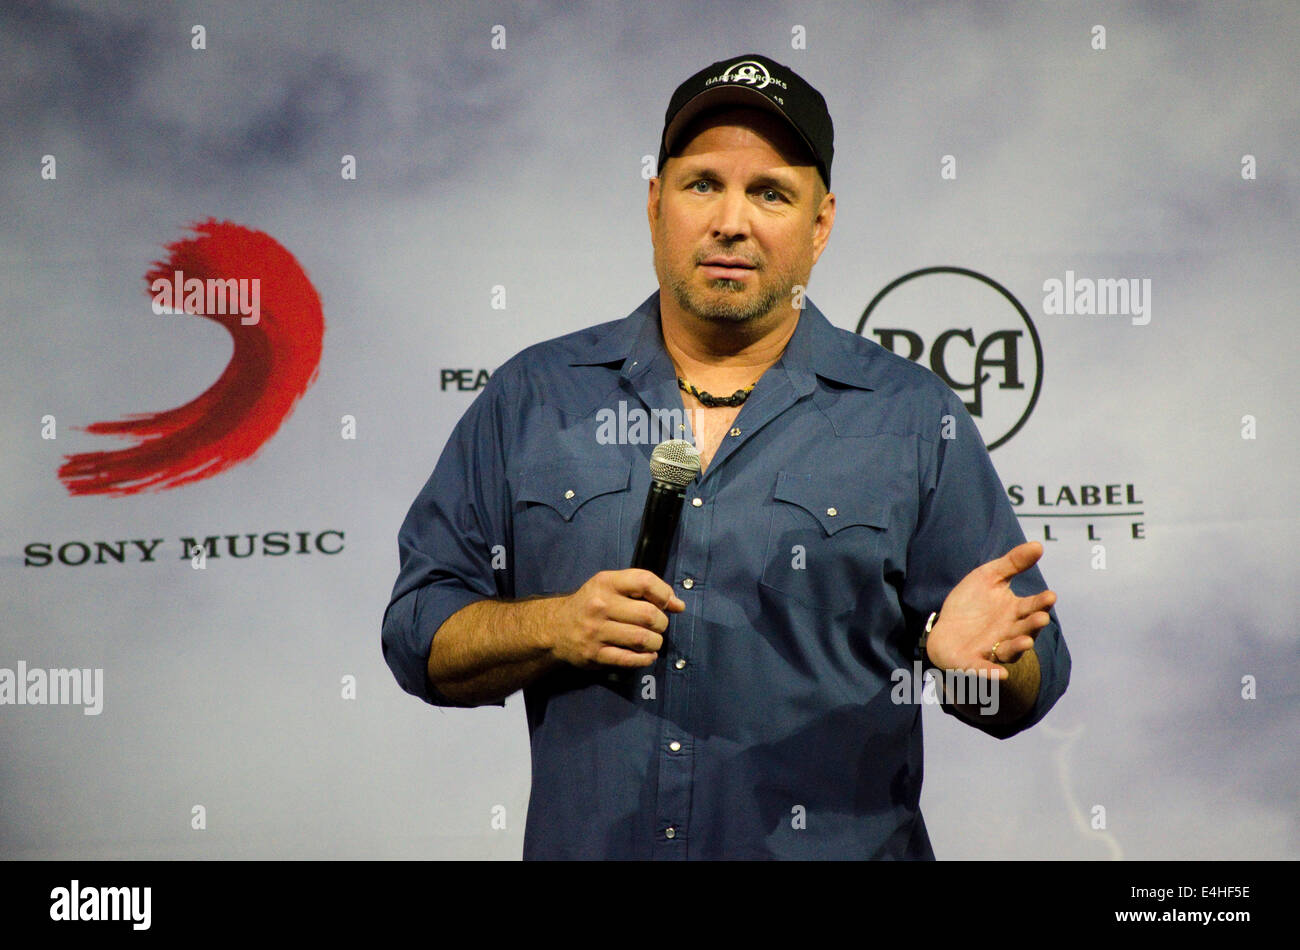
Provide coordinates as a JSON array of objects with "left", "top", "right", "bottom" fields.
[{"left": 999, "top": 541, "right": 1043, "bottom": 578}]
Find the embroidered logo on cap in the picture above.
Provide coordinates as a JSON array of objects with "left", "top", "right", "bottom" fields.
[{"left": 705, "top": 59, "right": 789, "bottom": 92}]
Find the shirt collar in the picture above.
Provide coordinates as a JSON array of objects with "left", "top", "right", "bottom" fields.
[{"left": 568, "top": 290, "right": 877, "bottom": 395}]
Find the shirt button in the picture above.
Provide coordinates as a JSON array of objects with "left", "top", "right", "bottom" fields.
[
  {"left": 665, "top": 827, "right": 676, "bottom": 839},
  {"left": 826, "top": 506, "right": 837, "bottom": 517},
  {"left": 682, "top": 578, "right": 694, "bottom": 590},
  {"left": 669, "top": 740, "right": 681, "bottom": 752},
  {"left": 564, "top": 489, "right": 575, "bottom": 499},
  {"left": 691, "top": 497, "right": 703, "bottom": 507},
  {"left": 729, "top": 427, "right": 741, "bottom": 437},
  {"left": 674, "top": 658, "right": 686, "bottom": 670}
]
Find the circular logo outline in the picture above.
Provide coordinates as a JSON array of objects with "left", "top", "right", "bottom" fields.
[
  {"left": 856, "top": 266, "right": 1043, "bottom": 451},
  {"left": 719, "top": 60, "right": 772, "bottom": 88}
]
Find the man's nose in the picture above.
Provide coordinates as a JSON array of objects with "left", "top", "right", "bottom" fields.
[{"left": 709, "top": 188, "right": 751, "bottom": 240}]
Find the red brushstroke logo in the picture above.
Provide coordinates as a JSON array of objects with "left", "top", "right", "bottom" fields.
[{"left": 58, "top": 219, "right": 324, "bottom": 496}]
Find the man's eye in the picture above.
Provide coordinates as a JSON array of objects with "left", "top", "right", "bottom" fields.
[
  {"left": 690, "top": 180, "right": 712, "bottom": 192},
  {"left": 761, "top": 189, "right": 783, "bottom": 203}
]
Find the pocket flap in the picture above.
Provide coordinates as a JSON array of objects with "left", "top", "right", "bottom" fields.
[
  {"left": 772, "top": 471, "right": 889, "bottom": 535},
  {"left": 517, "top": 460, "right": 631, "bottom": 522}
]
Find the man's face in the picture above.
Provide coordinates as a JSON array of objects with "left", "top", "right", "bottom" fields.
[{"left": 648, "top": 107, "right": 834, "bottom": 326}]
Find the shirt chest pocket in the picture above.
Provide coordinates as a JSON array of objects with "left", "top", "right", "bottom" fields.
[
  {"left": 759, "top": 471, "right": 894, "bottom": 615},
  {"left": 512, "top": 459, "right": 632, "bottom": 595}
]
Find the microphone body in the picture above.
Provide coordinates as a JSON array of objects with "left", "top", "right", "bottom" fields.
[
  {"left": 629, "top": 439, "right": 701, "bottom": 579},
  {"left": 631, "top": 480, "right": 688, "bottom": 578}
]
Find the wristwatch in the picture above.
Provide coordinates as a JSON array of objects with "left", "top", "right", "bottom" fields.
[{"left": 916, "top": 610, "right": 939, "bottom": 667}]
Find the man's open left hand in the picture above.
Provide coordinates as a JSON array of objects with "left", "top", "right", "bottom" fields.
[{"left": 925, "top": 541, "right": 1057, "bottom": 679}]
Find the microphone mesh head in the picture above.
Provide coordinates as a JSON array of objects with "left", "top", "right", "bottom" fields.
[{"left": 649, "top": 439, "right": 701, "bottom": 488}]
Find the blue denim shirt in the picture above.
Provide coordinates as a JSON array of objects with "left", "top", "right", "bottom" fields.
[{"left": 382, "top": 291, "right": 1070, "bottom": 859}]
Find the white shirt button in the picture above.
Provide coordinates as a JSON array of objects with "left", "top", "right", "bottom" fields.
[
  {"left": 665, "top": 826, "right": 676, "bottom": 839},
  {"left": 691, "top": 497, "right": 703, "bottom": 507},
  {"left": 669, "top": 740, "right": 681, "bottom": 752},
  {"left": 682, "top": 578, "right": 694, "bottom": 590},
  {"left": 729, "top": 427, "right": 741, "bottom": 437},
  {"left": 827, "top": 507, "right": 837, "bottom": 517},
  {"left": 564, "top": 489, "right": 575, "bottom": 499},
  {"left": 674, "top": 658, "right": 686, "bottom": 670}
]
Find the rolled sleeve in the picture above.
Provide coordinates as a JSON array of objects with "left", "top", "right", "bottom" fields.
[
  {"left": 381, "top": 370, "right": 516, "bottom": 708},
  {"left": 960, "top": 612, "right": 1070, "bottom": 740},
  {"left": 382, "top": 585, "right": 492, "bottom": 707},
  {"left": 903, "top": 387, "right": 1071, "bottom": 739}
]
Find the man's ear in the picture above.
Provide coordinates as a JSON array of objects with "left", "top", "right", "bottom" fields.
[
  {"left": 647, "top": 176, "right": 661, "bottom": 244},
  {"left": 810, "top": 189, "right": 836, "bottom": 267}
]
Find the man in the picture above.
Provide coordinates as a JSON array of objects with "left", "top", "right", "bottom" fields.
[{"left": 383, "top": 54, "right": 1070, "bottom": 859}]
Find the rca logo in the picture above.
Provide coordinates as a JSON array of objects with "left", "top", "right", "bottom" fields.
[{"left": 857, "top": 267, "right": 1042, "bottom": 451}]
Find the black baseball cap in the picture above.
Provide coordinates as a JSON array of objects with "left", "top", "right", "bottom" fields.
[{"left": 657, "top": 54, "right": 834, "bottom": 188}]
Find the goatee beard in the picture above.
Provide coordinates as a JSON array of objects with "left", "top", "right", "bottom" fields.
[{"left": 666, "top": 274, "right": 785, "bottom": 324}]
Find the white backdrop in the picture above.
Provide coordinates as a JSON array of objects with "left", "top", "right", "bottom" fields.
[{"left": 2, "top": 0, "right": 1296, "bottom": 859}]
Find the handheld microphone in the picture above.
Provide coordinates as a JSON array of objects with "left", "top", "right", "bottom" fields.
[{"left": 630, "top": 439, "right": 702, "bottom": 578}]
